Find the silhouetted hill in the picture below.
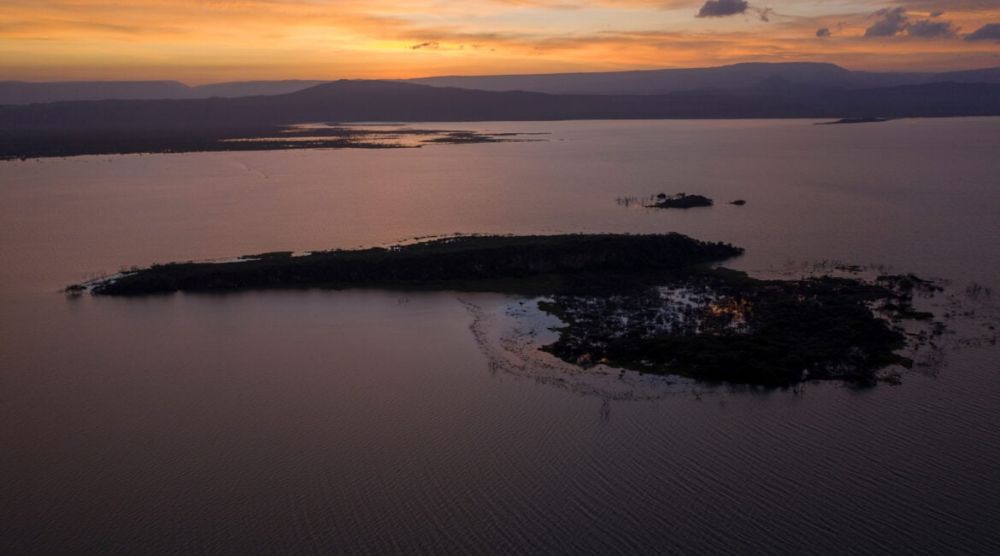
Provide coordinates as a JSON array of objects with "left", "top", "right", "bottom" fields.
[
  {"left": 191, "top": 80, "right": 330, "bottom": 98},
  {"left": 0, "top": 79, "right": 330, "bottom": 105},
  {"left": 411, "top": 62, "right": 858, "bottom": 95},
  {"left": 932, "top": 67, "right": 1000, "bottom": 84},
  {"left": 408, "top": 62, "right": 1000, "bottom": 95}
]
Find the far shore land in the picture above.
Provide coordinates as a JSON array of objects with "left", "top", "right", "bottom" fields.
[
  {"left": 0, "top": 124, "right": 543, "bottom": 161},
  {"left": 6, "top": 116, "right": 991, "bottom": 161},
  {"left": 4, "top": 74, "right": 1000, "bottom": 160}
]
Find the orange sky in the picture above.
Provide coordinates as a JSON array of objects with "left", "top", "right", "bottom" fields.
[{"left": 2, "top": 1, "right": 999, "bottom": 82}]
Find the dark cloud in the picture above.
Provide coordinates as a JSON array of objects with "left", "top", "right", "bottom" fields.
[
  {"left": 816, "top": 27, "right": 831, "bottom": 37},
  {"left": 907, "top": 19, "right": 958, "bottom": 38},
  {"left": 966, "top": 23, "right": 1000, "bottom": 41},
  {"left": 695, "top": 0, "right": 773, "bottom": 22},
  {"left": 864, "top": 7, "right": 908, "bottom": 37},
  {"left": 864, "top": 8, "right": 961, "bottom": 39},
  {"left": 410, "top": 41, "right": 439, "bottom": 50},
  {"left": 696, "top": 0, "right": 749, "bottom": 18}
]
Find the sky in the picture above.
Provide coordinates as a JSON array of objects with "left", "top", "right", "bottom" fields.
[{"left": 2, "top": 1, "right": 999, "bottom": 83}]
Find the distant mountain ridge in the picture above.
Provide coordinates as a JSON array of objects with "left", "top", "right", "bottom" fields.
[
  {"left": 0, "top": 80, "right": 192, "bottom": 105},
  {"left": 4, "top": 63, "right": 1000, "bottom": 105},
  {"left": 408, "top": 63, "right": 1000, "bottom": 95},
  {"left": 0, "top": 79, "right": 329, "bottom": 105}
]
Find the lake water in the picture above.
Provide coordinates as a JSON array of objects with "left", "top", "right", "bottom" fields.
[{"left": 2, "top": 119, "right": 999, "bottom": 553}]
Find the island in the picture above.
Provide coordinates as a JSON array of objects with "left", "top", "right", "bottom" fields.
[
  {"left": 72, "top": 234, "right": 939, "bottom": 387},
  {"left": 82, "top": 234, "right": 741, "bottom": 296},
  {"left": 649, "top": 193, "right": 714, "bottom": 209}
]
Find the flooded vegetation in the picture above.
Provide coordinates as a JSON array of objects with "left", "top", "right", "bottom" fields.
[
  {"left": 539, "top": 271, "right": 944, "bottom": 387},
  {"left": 616, "top": 192, "right": 739, "bottom": 210},
  {"left": 223, "top": 123, "right": 545, "bottom": 149},
  {"left": 463, "top": 259, "right": 998, "bottom": 399}
]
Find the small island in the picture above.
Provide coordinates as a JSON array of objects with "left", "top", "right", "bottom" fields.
[
  {"left": 819, "top": 117, "right": 893, "bottom": 125},
  {"left": 649, "top": 192, "right": 714, "bottom": 209},
  {"left": 72, "top": 234, "right": 939, "bottom": 387}
]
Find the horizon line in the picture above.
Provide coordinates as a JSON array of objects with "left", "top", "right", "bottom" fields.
[{"left": 6, "top": 61, "right": 1000, "bottom": 87}]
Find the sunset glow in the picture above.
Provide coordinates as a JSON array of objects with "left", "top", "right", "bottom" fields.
[{"left": 2, "top": 1, "right": 999, "bottom": 82}]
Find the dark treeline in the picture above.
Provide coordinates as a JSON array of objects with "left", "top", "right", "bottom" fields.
[{"left": 87, "top": 234, "right": 743, "bottom": 296}]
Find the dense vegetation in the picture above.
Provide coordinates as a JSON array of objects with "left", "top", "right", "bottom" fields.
[
  {"left": 88, "top": 234, "right": 743, "bottom": 296},
  {"left": 540, "top": 273, "right": 926, "bottom": 387}
]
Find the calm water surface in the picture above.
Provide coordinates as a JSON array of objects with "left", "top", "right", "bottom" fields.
[{"left": 2, "top": 119, "right": 999, "bottom": 553}]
